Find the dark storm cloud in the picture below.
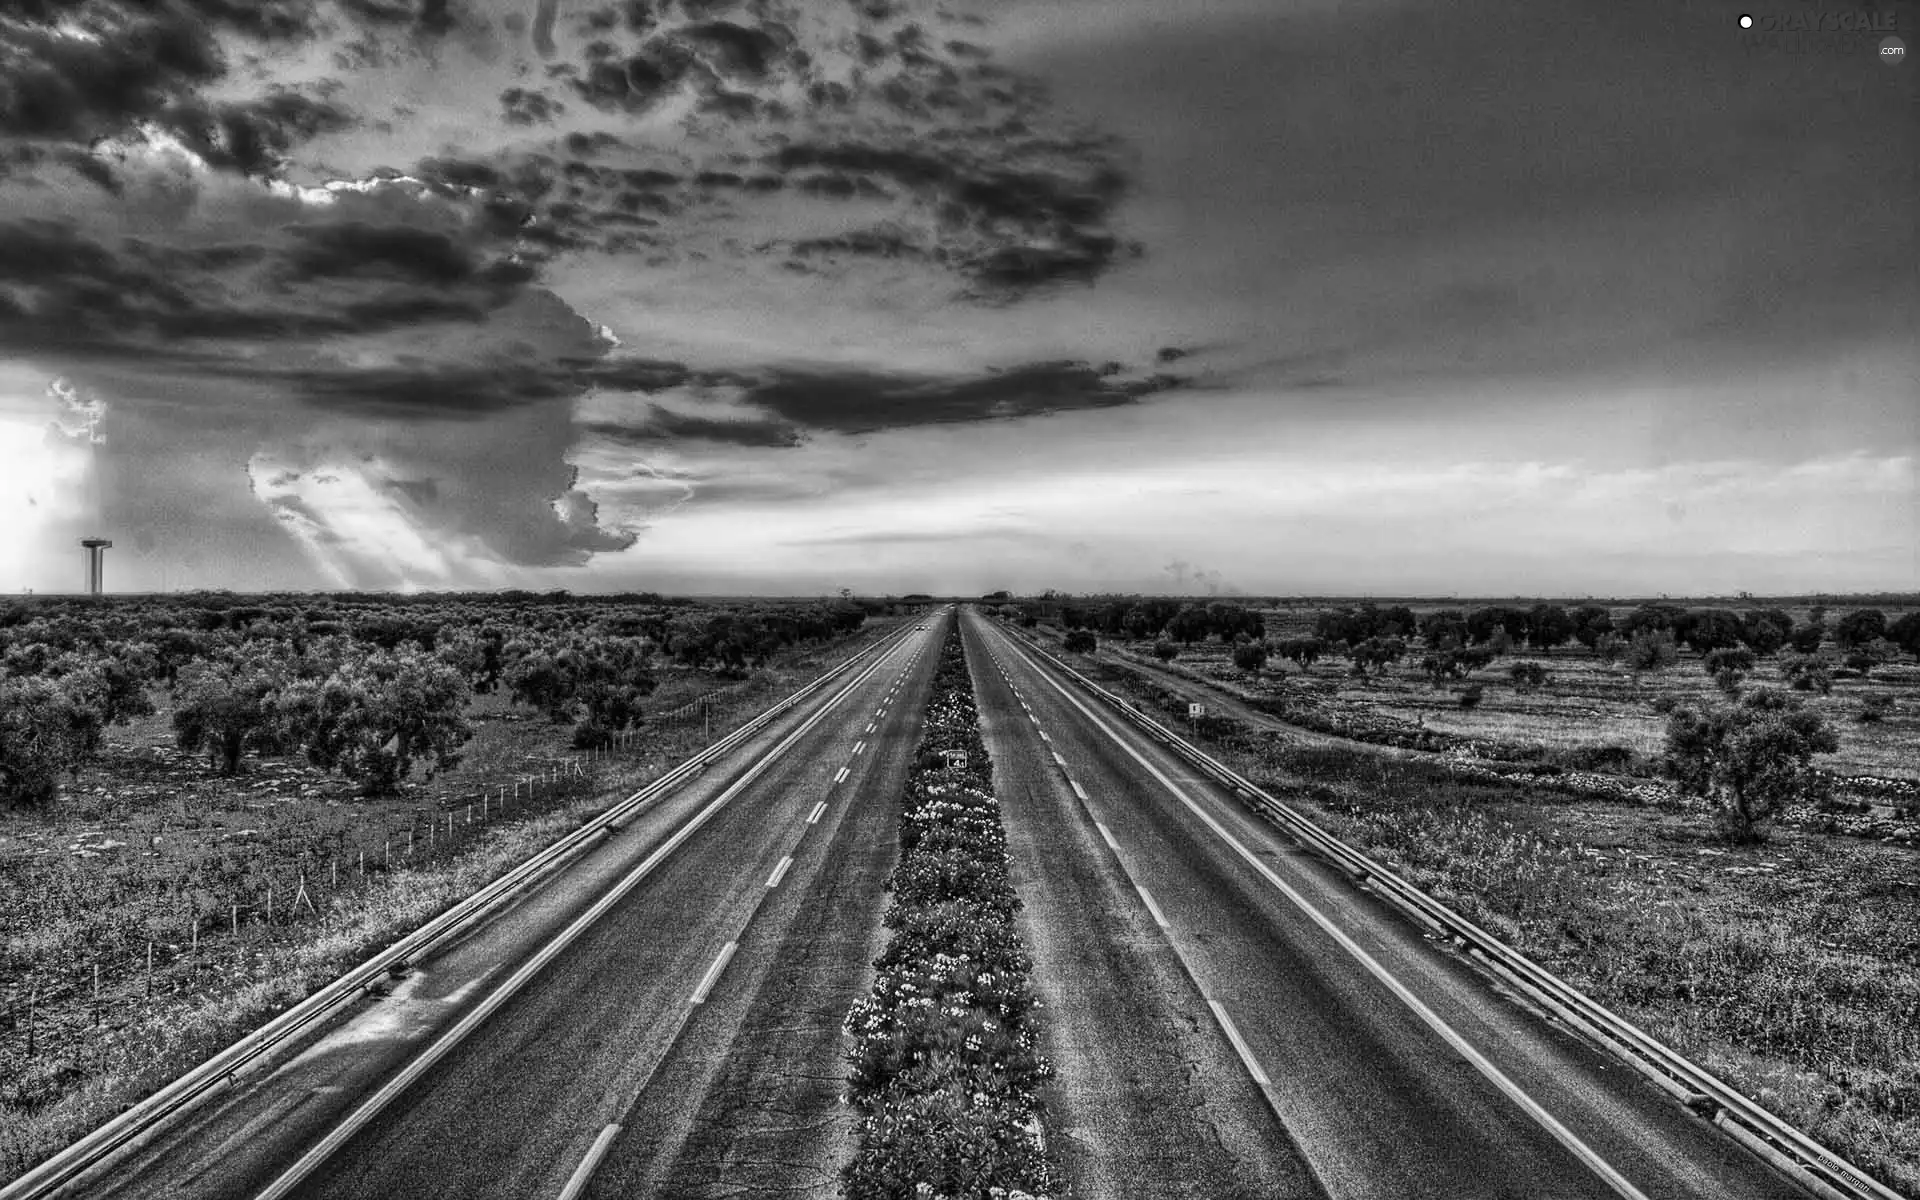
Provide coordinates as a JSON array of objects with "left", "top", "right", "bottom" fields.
[
  {"left": 282, "top": 221, "right": 478, "bottom": 284},
  {"left": 245, "top": 359, "right": 583, "bottom": 418},
  {"left": 581, "top": 405, "right": 805, "bottom": 448},
  {"left": 715, "top": 360, "right": 1187, "bottom": 436},
  {"left": 0, "top": 1, "right": 342, "bottom": 176}
]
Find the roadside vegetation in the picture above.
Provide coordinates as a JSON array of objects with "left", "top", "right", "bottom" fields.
[
  {"left": 988, "top": 593, "right": 1918, "bottom": 1194},
  {"left": 841, "top": 625, "right": 1059, "bottom": 1200},
  {"left": 0, "top": 591, "right": 914, "bottom": 1184}
]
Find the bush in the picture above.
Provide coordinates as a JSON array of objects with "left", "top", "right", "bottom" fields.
[
  {"left": 1782, "top": 653, "right": 1834, "bottom": 695},
  {"left": 1152, "top": 640, "right": 1178, "bottom": 662},
  {"left": 1592, "top": 632, "right": 1628, "bottom": 665},
  {"left": 1856, "top": 693, "right": 1895, "bottom": 725},
  {"left": 1457, "top": 683, "right": 1484, "bottom": 709},
  {"left": 1508, "top": 662, "right": 1549, "bottom": 691},
  {"left": 1063, "top": 630, "right": 1097, "bottom": 654},
  {"left": 1703, "top": 647, "right": 1756, "bottom": 693},
  {"left": 1624, "top": 629, "right": 1679, "bottom": 673},
  {"left": 1663, "top": 688, "right": 1838, "bottom": 842},
  {"left": 1231, "top": 639, "right": 1269, "bottom": 672}
]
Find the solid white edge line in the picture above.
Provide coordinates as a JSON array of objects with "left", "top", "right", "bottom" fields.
[
  {"left": 807, "top": 801, "right": 827, "bottom": 824},
  {"left": 766, "top": 855, "right": 793, "bottom": 889},
  {"left": 1207, "top": 1000, "right": 1271, "bottom": 1088},
  {"left": 690, "top": 940, "right": 738, "bottom": 1004},
  {"left": 834, "top": 766, "right": 849, "bottom": 783},
  {"left": 556, "top": 1124, "right": 623, "bottom": 1200},
  {"left": 1094, "top": 820, "right": 1118, "bottom": 851},
  {"left": 1007, "top": 632, "right": 1652, "bottom": 1200}
]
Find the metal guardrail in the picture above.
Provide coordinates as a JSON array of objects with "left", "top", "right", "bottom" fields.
[
  {"left": 0, "top": 621, "right": 922, "bottom": 1200},
  {"left": 1000, "top": 623, "right": 1903, "bottom": 1200}
]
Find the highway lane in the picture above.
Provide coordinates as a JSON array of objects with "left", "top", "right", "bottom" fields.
[
  {"left": 965, "top": 610, "right": 1811, "bottom": 1200},
  {"left": 963, "top": 620, "right": 1328, "bottom": 1199},
  {"left": 70, "top": 617, "right": 941, "bottom": 1200}
]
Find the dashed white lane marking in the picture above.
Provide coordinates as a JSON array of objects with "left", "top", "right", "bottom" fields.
[
  {"left": 1094, "top": 819, "right": 1118, "bottom": 850},
  {"left": 1071, "top": 778, "right": 1089, "bottom": 802},
  {"left": 866, "top": 722, "right": 876, "bottom": 733},
  {"left": 1135, "top": 883, "right": 1171, "bottom": 929},
  {"left": 1052, "top": 752, "right": 1067, "bottom": 767},
  {"left": 1208, "top": 1000, "right": 1271, "bottom": 1087},
  {"left": 852, "top": 740, "right": 866, "bottom": 755},
  {"left": 766, "top": 855, "right": 794, "bottom": 888},
  {"left": 1039, "top": 731, "right": 1052, "bottom": 743},
  {"left": 806, "top": 801, "right": 827, "bottom": 824},
  {"left": 833, "top": 766, "right": 849, "bottom": 783},
  {"left": 690, "top": 941, "right": 737, "bottom": 1004},
  {"left": 557, "top": 1124, "right": 623, "bottom": 1200},
  {"left": 1029, "top": 714, "right": 1041, "bottom": 726}
]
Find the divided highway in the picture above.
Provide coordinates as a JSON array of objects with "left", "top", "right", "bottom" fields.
[
  {"left": 47, "top": 617, "right": 946, "bottom": 1200},
  {"left": 961, "top": 609, "right": 1816, "bottom": 1200},
  {"left": 17, "top": 605, "right": 1852, "bottom": 1200}
]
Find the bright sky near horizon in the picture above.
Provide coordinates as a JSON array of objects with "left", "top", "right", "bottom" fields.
[{"left": 1, "top": 0, "right": 1914, "bottom": 596}]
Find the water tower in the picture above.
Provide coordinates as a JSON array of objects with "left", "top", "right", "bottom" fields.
[{"left": 79, "top": 538, "right": 112, "bottom": 595}]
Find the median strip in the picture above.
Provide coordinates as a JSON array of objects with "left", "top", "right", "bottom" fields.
[{"left": 839, "top": 625, "right": 1062, "bottom": 1197}]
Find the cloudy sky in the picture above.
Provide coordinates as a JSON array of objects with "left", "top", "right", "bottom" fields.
[{"left": 1, "top": 0, "right": 1913, "bottom": 597}]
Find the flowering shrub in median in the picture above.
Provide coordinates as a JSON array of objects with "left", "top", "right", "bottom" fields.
[{"left": 841, "top": 629, "right": 1060, "bottom": 1200}]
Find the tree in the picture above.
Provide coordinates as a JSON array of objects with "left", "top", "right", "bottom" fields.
[
  {"left": 1675, "top": 608, "right": 1746, "bottom": 654},
  {"left": 1570, "top": 605, "right": 1614, "bottom": 650},
  {"left": 1524, "top": 604, "right": 1575, "bottom": 654},
  {"left": 1856, "top": 693, "right": 1894, "bottom": 725},
  {"left": 1623, "top": 629, "right": 1678, "bottom": 674},
  {"left": 1277, "top": 637, "right": 1325, "bottom": 667},
  {"left": 1702, "top": 647, "right": 1756, "bottom": 694},
  {"left": 1663, "top": 688, "right": 1838, "bottom": 842},
  {"left": 0, "top": 677, "right": 96, "bottom": 808},
  {"left": 1063, "top": 630, "right": 1097, "bottom": 654},
  {"left": 1619, "top": 604, "right": 1686, "bottom": 638},
  {"left": 1420, "top": 609, "right": 1468, "bottom": 651},
  {"left": 172, "top": 642, "right": 293, "bottom": 775},
  {"left": 1232, "top": 639, "right": 1269, "bottom": 673},
  {"left": 1740, "top": 609, "right": 1793, "bottom": 657},
  {"left": 1787, "top": 620, "right": 1825, "bottom": 654},
  {"left": 1593, "top": 632, "right": 1628, "bottom": 666},
  {"left": 281, "top": 646, "right": 473, "bottom": 795},
  {"left": 1152, "top": 640, "right": 1179, "bottom": 662},
  {"left": 1887, "top": 611, "right": 1920, "bottom": 661},
  {"left": 1348, "top": 636, "right": 1406, "bottom": 677},
  {"left": 1834, "top": 609, "right": 1887, "bottom": 651}
]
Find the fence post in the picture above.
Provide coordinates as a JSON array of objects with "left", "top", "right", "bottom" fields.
[
  {"left": 25, "top": 975, "right": 36, "bottom": 1056},
  {"left": 266, "top": 882, "right": 274, "bottom": 925},
  {"left": 146, "top": 940, "right": 154, "bottom": 998},
  {"left": 92, "top": 962, "right": 100, "bottom": 1025},
  {"left": 191, "top": 917, "right": 199, "bottom": 956}
]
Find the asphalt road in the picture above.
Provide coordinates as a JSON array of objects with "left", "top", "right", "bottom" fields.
[
  {"left": 962, "top": 610, "right": 1812, "bottom": 1200},
  {"left": 70, "top": 617, "right": 944, "bottom": 1200}
]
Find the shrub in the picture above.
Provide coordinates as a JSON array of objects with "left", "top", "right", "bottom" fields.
[
  {"left": 1592, "top": 632, "right": 1628, "bottom": 665},
  {"left": 1152, "top": 640, "right": 1178, "bottom": 662},
  {"left": 1782, "top": 653, "right": 1834, "bottom": 695},
  {"left": 1663, "top": 688, "right": 1839, "bottom": 842},
  {"left": 1062, "top": 629, "right": 1097, "bottom": 654},
  {"left": 1856, "top": 693, "right": 1895, "bottom": 725},
  {"left": 1457, "top": 683, "right": 1484, "bottom": 709},
  {"left": 1703, "top": 646, "right": 1756, "bottom": 693},
  {"left": 1623, "top": 629, "right": 1678, "bottom": 673},
  {"left": 1508, "top": 662, "right": 1549, "bottom": 691},
  {"left": 1231, "top": 639, "right": 1270, "bottom": 672}
]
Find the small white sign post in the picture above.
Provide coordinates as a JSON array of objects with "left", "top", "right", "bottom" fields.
[
  {"left": 1188, "top": 702, "right": 1206, "bottom": 720},
  {"left": 941, "top": 749, "right": 969, "bottom": 770}
]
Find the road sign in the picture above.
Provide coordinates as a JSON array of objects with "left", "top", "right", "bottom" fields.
[
  {"left": 1188, "top": 703, "right": 1206, "bottom": 719},
  {"left": 940, "top": 749, "right": 969, "bottom": 769}
]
